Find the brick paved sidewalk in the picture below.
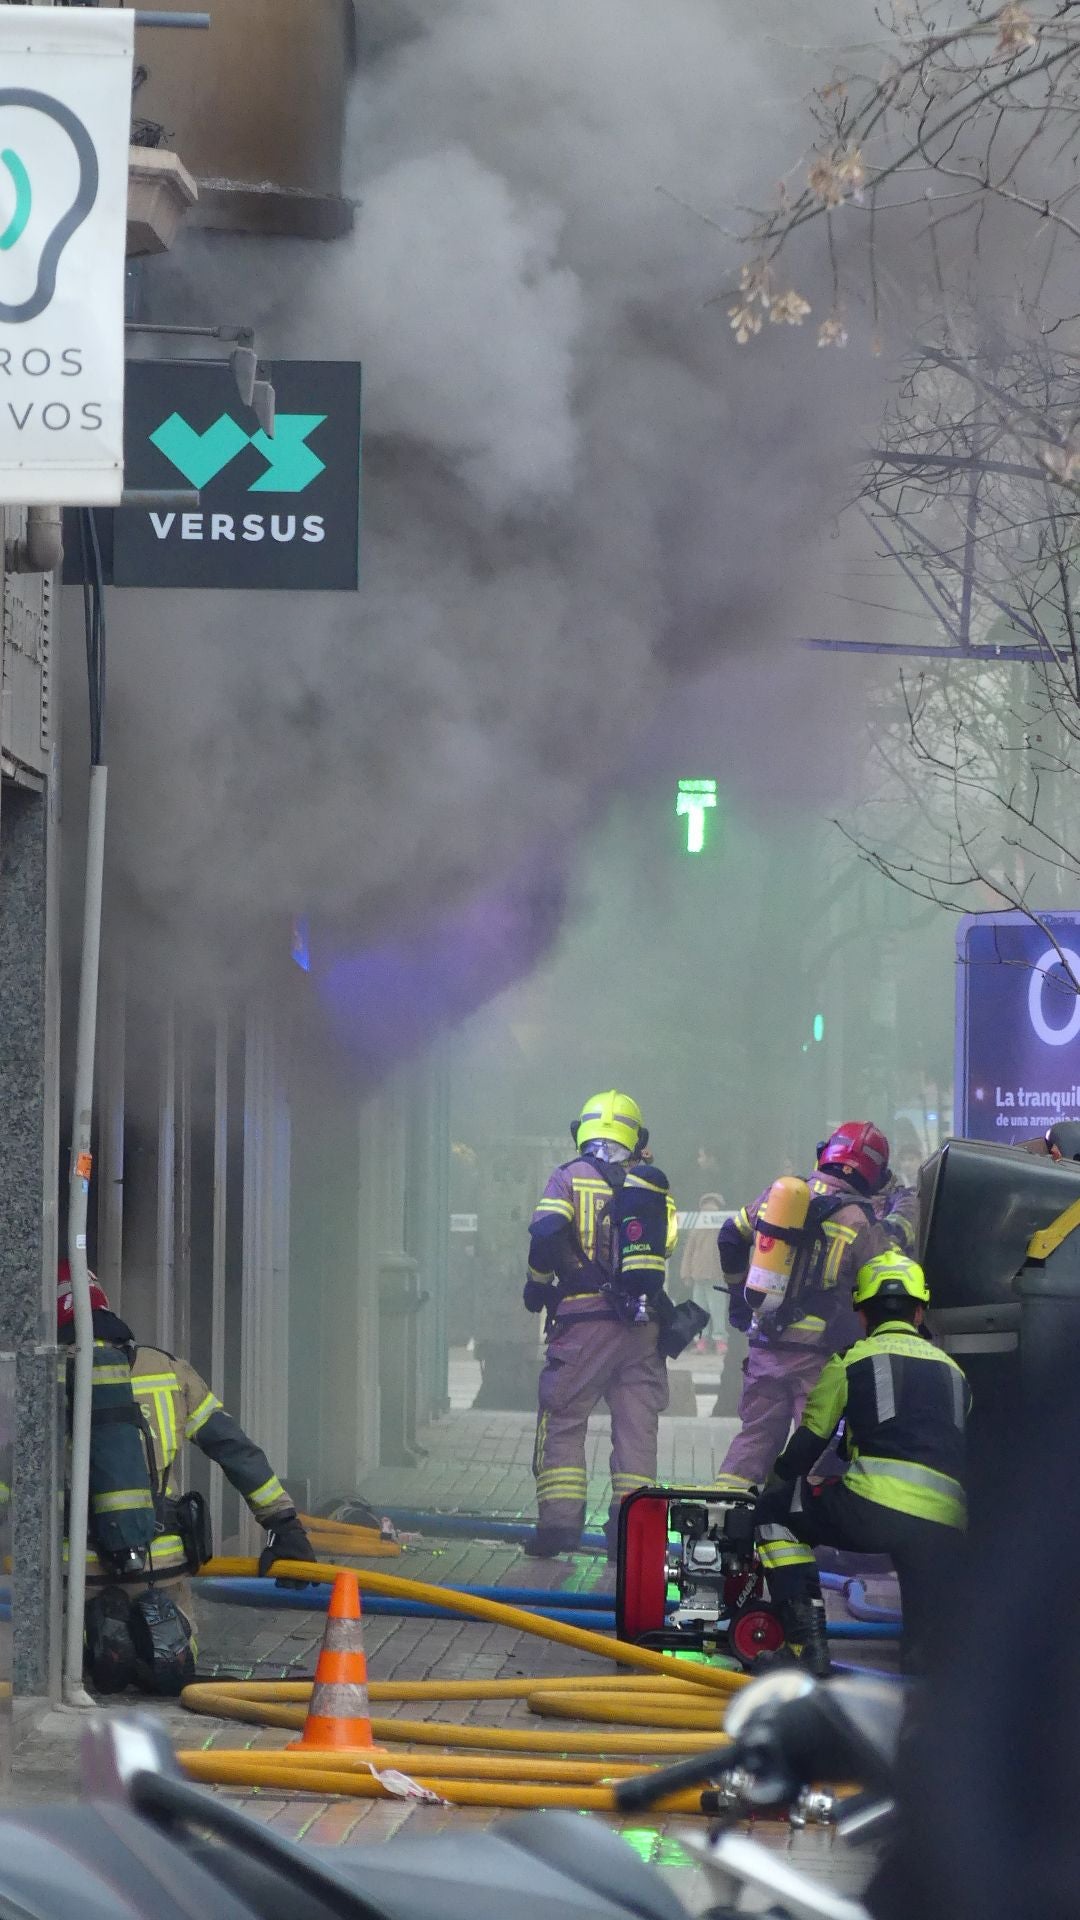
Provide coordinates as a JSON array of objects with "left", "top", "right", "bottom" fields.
[{"left": 9, "top": 1400, "right": 886, "bottom": 1908}]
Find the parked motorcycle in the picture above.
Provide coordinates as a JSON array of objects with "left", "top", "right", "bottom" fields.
[{"left": 0, "top": 1671, "right": 903, "bottom": 1920}]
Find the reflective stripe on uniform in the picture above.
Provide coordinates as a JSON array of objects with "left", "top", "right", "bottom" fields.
[
  {"left": 610, "top": 1472, "right": 653, "bottom": 1493},
  {"left": 756, "top": 1524, "right": 816, "bottom": 1571},
  {"left": 779, "top": 1316, "right": 828, "bottom": 1346},
  {"left": 871, "top": 1353, "right": 896, "bottom": 1424},
  {"left": 133, "top": 1371, "right": 181, "bottom": 1463},
  {"left": 91, "top": 1364, "right": 132, "bottom": 1386},
  {"left": 76, "top": 1531, "right": 188, "bottom": 1576},
  {"left": 536, "top": 1477, "right": 588, "bottom": 1501},
  {"left": 536, "top": 1197, "right": 575, "bottom": 1219},
  {"left": 248, "top": 1474, "right": 287, "bottom": 1511},
  {"left": 845, "top": 1454, "right": 966, "bottom": 1528},
  {"left": 185, "top": 1390, "right": 223, "bottom": 1440},
  {"left": 91, "top": 1488, "right": 154, "bottom": 1515}
]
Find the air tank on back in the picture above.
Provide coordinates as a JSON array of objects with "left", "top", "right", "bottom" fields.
[{"left": 132, "top": 0, "right": 355, "bottom": 239}]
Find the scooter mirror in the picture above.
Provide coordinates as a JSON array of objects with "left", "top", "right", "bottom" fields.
[{"left": 724, "top": 1668, "right": 816, "bottom": 1737}]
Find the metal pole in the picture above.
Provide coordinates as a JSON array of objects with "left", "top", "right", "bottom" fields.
[
  {"left": 118, "top": 489, "right": 200, "bottom": 510},
  {"left": 175, "top": 1016, "right": 192, "bottom": 1366},
  {"left": 63, "top": 764, "right": 107, "bottom": 1707},
  {"left": 134, "top": 12, "right": 211, "bottom": 27},
  {"left": 96, "top": 961, "right": 126, "bottom": 1311},
  {"left": 209, "top": 1011, "right": 228, "bottom": 1549},
  {"left": 156, "top": 1004, "right": 176, "bottom": 1353}
]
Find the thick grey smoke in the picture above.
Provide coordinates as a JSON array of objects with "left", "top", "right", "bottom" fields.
[{"left": 90, "top": 0, "right": 887, "bottom": 1012}]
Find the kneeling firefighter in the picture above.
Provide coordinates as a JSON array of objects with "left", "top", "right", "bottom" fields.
[
  {"left": 753, "top": 1251, "right": 971, "bottom": 1676},
  {"left": 714, "top": 1122, "right": 904, "bottom": 1496},
  {"left": 522, "top": 1091, "right": 699, "bottom": 1558},
  {"left": 57, "top": 1265, "right": 313, "bottom": 1695}
]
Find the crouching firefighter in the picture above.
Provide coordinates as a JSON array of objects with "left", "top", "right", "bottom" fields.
[
  {"left": 523, "top": 1091, "right": 698, "bottom": 1559},
  {"left": 753, "top": 1251, "right": 971, "bottom": 1677},
  {"left": 57, "top": 1265, "right": 314, "bottom": 1695}
]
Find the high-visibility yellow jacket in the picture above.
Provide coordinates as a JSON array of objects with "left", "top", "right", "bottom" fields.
[
  {"left": 776, "top": 1320, "right": 971, "bottom": 1530},
  {"left": 79, "top": 1345, "right": 293, "bottom": 1582}
]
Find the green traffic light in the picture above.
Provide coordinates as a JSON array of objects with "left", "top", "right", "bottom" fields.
[
  {"left": 813, "top": 1013, "right": 825, "bottom": 1043},
  {"left": 676, "top": 779, "right": 718, "bottom": 854}
]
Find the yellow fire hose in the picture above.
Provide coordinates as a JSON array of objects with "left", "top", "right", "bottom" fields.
[
  {"left": 180, "top": 1746, "right": 662, "bottom": 1786},
  {"left": 180, "top": 1556, "right": 747, "bottom": 1811},
  {"left": 199, "top": 1557, "right": 749, "bottom": 1695},
  {"left": 526, "top": 1691, "right": 725, "bottom": 1732},
  {"left": 181, "top": 1679, "right": 731, "bottom": 1754},
  {"left": 178, "top": 1750, "right": 705, "bottom": 1816},
  {"left": 298, "top": 1518, "right": 402, "bottom": 1559}
]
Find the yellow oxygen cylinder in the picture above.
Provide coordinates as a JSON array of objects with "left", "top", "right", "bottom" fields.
[{"left": 744, "top": 1176, "right": 811, "bottom": 1315}]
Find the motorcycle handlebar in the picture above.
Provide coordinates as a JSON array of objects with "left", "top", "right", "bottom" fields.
[{"left": 614, "top": 1745, "right": 732, "bottom": 1811}]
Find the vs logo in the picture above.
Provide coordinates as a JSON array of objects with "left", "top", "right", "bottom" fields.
[{"left": 150, "top": 411, "right": 328, "bottom": 493}]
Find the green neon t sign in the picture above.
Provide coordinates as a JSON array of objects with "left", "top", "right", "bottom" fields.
[{"left": 676, "top": 779, "right": 718, "bottom": 854}]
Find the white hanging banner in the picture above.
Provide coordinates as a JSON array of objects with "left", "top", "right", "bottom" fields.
[{"left": 0, "top": 7, "right": 134, "bottom": 504}]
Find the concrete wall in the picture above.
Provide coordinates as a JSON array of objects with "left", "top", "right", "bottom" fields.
[{"left": 0, "top": 500, "right": 63, "bottom": 1699}]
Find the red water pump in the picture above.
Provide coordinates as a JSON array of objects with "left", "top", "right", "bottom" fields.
[{"left": 615, "top": 1485, "right": 786, "bottom": 1669}]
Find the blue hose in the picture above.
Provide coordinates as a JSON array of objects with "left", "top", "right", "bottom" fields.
[
  {"left": 439, "top": 1583, "right": 617, "bottom": 1610},
  {"left": 823, "top": 1621, "right": 898, "bottom": 1640},
  {"left": 832, "top": 1661, "right": 906, "bottom": 1683},
  {"left": 195, "top": 1577, "right": 899, "bottom": 1639},
  {"left": 841, "top": 1578, "right": 903, "bottom": 1626},
  {"left": 194, "top": 1579, "right": 616, "bottom": 1632}
]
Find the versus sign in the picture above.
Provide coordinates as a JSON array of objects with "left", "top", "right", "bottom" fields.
[
  {"left": 114, "top": 359, "right": 362, "bottom": 590},
  {"left": 0, "top": 8, "right": 134, "bottom": 504},
  {"left": 956, "top": 910, "right": 1080, "bottom": 1143}
]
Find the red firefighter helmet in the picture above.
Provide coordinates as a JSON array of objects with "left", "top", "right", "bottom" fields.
[
  {"left": 56, "top": 1260, "right": 109, "bottom": 1330},
  {"left": 817, "top": 1122, "right": 890, "bottom": 1191}
]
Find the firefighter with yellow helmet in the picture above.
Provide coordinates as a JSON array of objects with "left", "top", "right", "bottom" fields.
[
  {"left": 522, "top": 1090, "right": 689, "bottom": 1558},
  {"left": 753, "top": 1250, "right": 971, "bottom": 1675}
]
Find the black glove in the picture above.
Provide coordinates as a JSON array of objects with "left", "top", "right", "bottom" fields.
[
  {"left": 523, "top": 1278, "right": 549, "bottom": 1314},
  {"left": 258, "top": 1512, "right": 315, "bottom": 1588},
  {"left": 724, "top": 1280, "right": 755, "bottom": 1334}
]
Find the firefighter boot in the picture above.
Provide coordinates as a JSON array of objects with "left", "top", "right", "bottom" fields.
[
  {"left": 522, "top": 1527, "right": 582, "bottom": 1558},
  {"left": 781, "top": 1596, "right": 832, "bottom": 1679}
]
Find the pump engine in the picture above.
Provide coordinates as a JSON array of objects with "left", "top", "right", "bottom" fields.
[{"left": 615, "top": 1485, "right": 786, "bottom": 1669}]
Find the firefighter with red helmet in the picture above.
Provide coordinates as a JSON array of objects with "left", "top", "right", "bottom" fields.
[
  {"left": 714, "top": 1123, "right": 903, "bottom": 1495},
  {"left": 57, "top": 1265, "right": 313, "bottom": 1695}
]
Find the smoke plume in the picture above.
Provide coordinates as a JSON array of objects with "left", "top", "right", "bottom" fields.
[{"left": 83, "top": 0, "right": 887, "bottom": 1038}]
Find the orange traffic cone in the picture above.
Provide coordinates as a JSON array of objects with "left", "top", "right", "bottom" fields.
[{"left": 287, "top": 1569, "right": 377, "bottom": 1751}]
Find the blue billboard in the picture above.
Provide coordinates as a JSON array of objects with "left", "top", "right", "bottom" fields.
[{"left": 956, "top": 911, "right": 1080, "bottom": 1142}]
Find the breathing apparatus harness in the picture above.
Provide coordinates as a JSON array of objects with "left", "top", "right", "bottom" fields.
[
  {"left": 744, "top": 1182, "right": 876, "bottom": 1343},
  {"left": 545, "top": 1154, "right": 705, "bottom": 1356}
]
